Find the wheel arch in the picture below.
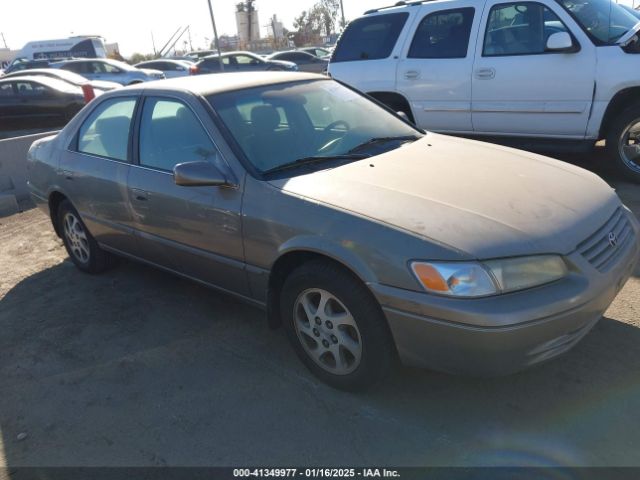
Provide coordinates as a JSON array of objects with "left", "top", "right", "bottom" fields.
[
  {"left": 599, "top": 87, "right": 640, "bottom": 139},
  {"left": 266, "top": 243, "right": 378, "bottom": 330},
  {"left": 366, "top": 91, "right": 415, "bottom": 123},
  {"left": 48, "top": 190, "right": 68, "bottom": 237}
]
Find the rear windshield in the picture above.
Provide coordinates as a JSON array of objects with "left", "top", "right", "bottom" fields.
[{"left": 332, "top": 12, "right": 409, "bottom": 62}]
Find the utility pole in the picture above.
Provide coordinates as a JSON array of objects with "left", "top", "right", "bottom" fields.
[
  {"left": 0, "top": 33, "right": 7, "bottom": 49},
  {"left": 151, "top": 31, "right": 157, "bottom": 56},
  {"left": 339, "top": 0, "right": 346, "bottom": 30},
  {"left": 206, "top": 0, "right": 225, "bottom": 71}
]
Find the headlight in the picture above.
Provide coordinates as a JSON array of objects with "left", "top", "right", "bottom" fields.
[{"left": 410, "top": 255, "right": 567, "bottom": 298}]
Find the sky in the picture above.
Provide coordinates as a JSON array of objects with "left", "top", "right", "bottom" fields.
[{"left": 0, "top": 0, "right": 385, "bottom": 56}]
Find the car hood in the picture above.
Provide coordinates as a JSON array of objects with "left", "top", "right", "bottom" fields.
[{"left": 269, "top": 134, "right": 621, "bottom": 259}]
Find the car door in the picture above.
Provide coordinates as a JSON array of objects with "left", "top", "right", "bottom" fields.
[
  {"left": 127, "top": 95, "right": 248, "bottom": 295},
  {"left": 59, "top": 95, "right": 139, "bottom": 253},
  {"left": 0, "top": 82, "right": 21, "bottom": 129},
  {"left": 471, "top": 0, "right": 596, "bottom": 137},
  {"left": 395, "top": 5, "right": 478, "bottom": 133}
]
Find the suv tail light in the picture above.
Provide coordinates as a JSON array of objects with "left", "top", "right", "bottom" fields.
[
  {"left": 189, "top": 65, "right": 199, "bottom": 75},
  {"left": 81, "top": 84, "right": 96, "bottom": 103}
]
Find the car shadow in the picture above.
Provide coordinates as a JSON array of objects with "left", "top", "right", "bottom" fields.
[{"left": 1, "top": 257, "right": 640, "bottom": 467}]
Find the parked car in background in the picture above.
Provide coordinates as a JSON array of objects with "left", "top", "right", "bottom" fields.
[
  {"left": 267, "top": 51, "right": 328, "bottom": 73},
  {"left": 300, "top": 47, "right": 332, "bottom": 58},
  {"left": 0, "top": 76, "right": 85, "bottom": 131},
  {"left": 52, "top": 59, "right": 164, "bottom": 85},
  {"left": 186, "top": 50, "right": 217, "bottom": 59},
  {"left": 1, "top": 59, "right": 58, "bottom": 75},
  {"left": 195, "top": 51, "right": 297, "bottom": 74},
  {"left": 134, "top": 59, "right": 197, "bottom": 78},
  {"left": 26, "top": 72, "right": 640, "bottom": 390},
  {"left": 1, "top": 68, "right": 120, "bottom": 96},
  {"left": 328, "top": 0, "right": 640, "bottom": 182}
]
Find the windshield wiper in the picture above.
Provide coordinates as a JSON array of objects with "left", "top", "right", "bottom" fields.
[
  {"left": 261, "top": 154, "right": 370, "bottom": 175},
  {"left": 347, "top": 135, "right": 419, "bottom": 154}
]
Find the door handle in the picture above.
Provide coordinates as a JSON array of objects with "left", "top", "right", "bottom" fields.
[
  {"left": 404, "top": 70, "right": 420, "bottom": 80},
  {"left": 131, "top": 188, "right": 149, "bottom": 202},
  {"left": 474, "top": 68, "right": 496, "bottom": 80}
]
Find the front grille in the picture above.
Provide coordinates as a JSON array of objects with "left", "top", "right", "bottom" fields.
[{"left": 576, "top": 207, "right": 634, "bottom": 272}]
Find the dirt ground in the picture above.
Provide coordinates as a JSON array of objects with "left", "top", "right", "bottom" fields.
[{"left": 0, "top": 151, "right": 639, "bottom": 467}]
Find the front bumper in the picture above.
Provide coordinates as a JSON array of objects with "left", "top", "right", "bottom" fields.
[{"left": 371, "top": 214, "right": 640, "bottom": 376}]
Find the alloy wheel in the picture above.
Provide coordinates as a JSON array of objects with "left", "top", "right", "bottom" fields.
[
  {"left": 293, "top": 288, "right": 362, "bottom": 375},
  {"left": 619, "top": 118, "right": 640, "bottom": 174},
  {"left": 63, "top": 212, "right": 90, "bottom": 264}
]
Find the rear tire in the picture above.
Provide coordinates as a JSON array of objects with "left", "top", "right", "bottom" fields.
[
  {"left": 606, "top": 104, "right": 640, "bottom": 183},
  {"left": 281, "top": 259, "right": 394, "bottom": 391},
  {"left": 57, "top": 200, "right": 114, "bottom": 274}
]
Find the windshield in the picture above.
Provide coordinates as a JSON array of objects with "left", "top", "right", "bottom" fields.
[
  {"left": 556, "top": 0, "right": 639, "bottom": 44},
  {"left": 208, "top": 80, "right": 422, "bottom": 175}
]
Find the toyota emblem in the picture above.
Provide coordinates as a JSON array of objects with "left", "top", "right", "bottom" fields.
[{"left": 608, "top": 231, "right": 618, "bottom": 248}]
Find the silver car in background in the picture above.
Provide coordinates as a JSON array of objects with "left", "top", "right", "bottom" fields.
[
  {"left": 0, "top": 68, "right": 121, "bottom": 95},
  {"left": 134, "top": 59, "right": 197, "bottom": 78},
  {"left": 52, "top": 58, "right": 164, "bottom": 85},
  {"left": 26, "top": 73, "right": 640, "bottom": 391}
]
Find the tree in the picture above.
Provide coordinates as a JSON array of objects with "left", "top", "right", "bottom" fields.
[{"left": 292, "top": 0, "right": 341, "bottom": 44}]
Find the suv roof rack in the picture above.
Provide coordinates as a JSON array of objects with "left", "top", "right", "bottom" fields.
[{"left": 364, "top": 0, "right": 435, "bottom": 15}]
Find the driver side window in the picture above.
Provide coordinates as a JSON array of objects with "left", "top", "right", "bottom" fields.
[
  {"left": 138, "top": 97, "right": 224, "bottom": 172},
  {"left": 483, "top": 2, "right": 570, "bottom": 56}
]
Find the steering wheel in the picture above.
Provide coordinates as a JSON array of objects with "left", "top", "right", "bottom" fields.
[{"left": 317, "top": 120, "right": 351, "bottom": 153}]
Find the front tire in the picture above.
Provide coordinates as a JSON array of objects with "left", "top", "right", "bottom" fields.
[
  {"left": 281, "top": 260, "right": 395, "bottom": 391},
  {"left": 606, "top": 104, "right": 640, "bottom": 183},
  {"left": 58, "top": 200, "right": 114, "bottom": 274}
]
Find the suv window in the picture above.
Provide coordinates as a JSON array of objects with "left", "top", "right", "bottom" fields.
[
  {"left": 139, "top": 98, "right": 222, "bottom": 172},
  {"left": 408, "top": 8, "right": 475, "bottom": 58},
  {"left": 332, "top": 12, "right": 409, "bottom": 62},
  {"left": 483, "top": 2, "right": 570, "bottom": 56},
  {"left": 77, "top": 98, "right": 136, "bottom": 161}
]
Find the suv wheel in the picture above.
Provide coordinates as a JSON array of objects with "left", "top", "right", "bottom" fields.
[
  {"left": 607, "top": 104, "right": 640, "bottom": 183},
  {"left": 281, "top": 260, "right": 395, "bottom": 391},
  {"left": 58, "top": 200, "right": 114, "bottom": 273}
]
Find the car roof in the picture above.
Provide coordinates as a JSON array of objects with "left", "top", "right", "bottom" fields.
[
  {"left": 0, "top": 75, "right": 80, "bottom": 92},
  {"left": 128, "top": 71, "right": 325, "bottom": 96},
  {"left": 137, "top": 59, "right": 190, "bottom": 66},
  {"left": 3, "top": 68, "right": 84, "bottom": 81}
]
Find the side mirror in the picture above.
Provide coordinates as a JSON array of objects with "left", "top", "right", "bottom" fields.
[
  {"left": 396, "top": 111, "right": 410, "bottom": 122},
  {"left": 173, "top": 161, "right": 233, "bottom": 187},
  {"left": 546, "top": 32, "right": 575, "bottom": 52}
]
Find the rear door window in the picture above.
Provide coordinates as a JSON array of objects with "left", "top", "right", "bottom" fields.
[
  {"left": 77, "top": 97, "right": 137, "bottom": 161},
  {"left": 332, "top": 12, "right": 409, "bottom": 62},
  {"left": 408, "top": 8, "right": 475, "bottom": 58}
]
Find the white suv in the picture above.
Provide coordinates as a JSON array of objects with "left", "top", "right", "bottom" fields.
[{"left": 328, "top": 0, "right": 640, "bottom": 182}]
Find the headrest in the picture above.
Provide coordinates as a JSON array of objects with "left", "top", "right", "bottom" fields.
[
  {"left": 250, "top": 105, "right": 280, "bottom": 131},
  {"left": 96, "top": 116, "right": 130, "bottom": 135}
]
